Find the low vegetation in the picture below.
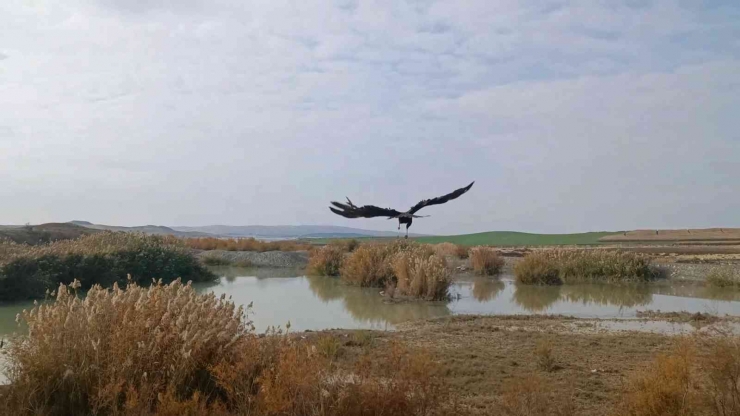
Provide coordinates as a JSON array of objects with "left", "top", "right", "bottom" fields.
[
  {"left": 2, "top": 279, "right": 449, "bottom": 416},
  {"left": 0, "top": 232, "right": 214, "bottom": 301},
  {"left": 514, "top": 249, "right": 656, "bottom": 285},
  {"left": 469, "top": 246, "right": 504, "bottom": 275},
  {"left": 706, "top": 265, "right": 740, "bottom": 288},
  {"left": 306, "top": 243, "right": 347, "bottom": 276},
  {"left": 614, "top": 333, "right": 740, "bottom": 416},
  {"left": 184, "top": 237, "right": 311, "bottom": 252}
]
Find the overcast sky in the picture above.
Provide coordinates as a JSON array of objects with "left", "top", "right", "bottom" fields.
[{"left": 1, "top": 0, "right": 738, "bottom": 235}]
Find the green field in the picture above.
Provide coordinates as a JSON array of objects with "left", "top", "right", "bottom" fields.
[
  {"left": 308, "top": 231, "right": 620, "bottom": 246},
  {"left": 415, "top": 231, "right": 618, "bottom": 246}
]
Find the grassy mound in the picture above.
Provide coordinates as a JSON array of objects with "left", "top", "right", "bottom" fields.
[
  {"left": 514, "top": 249, "right": 657, "bottom": 285},
  {"left": 0, "top": 232, "right": 214, "bottom": 301}
]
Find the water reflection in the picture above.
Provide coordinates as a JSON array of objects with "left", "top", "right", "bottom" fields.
[
  {"left": 306, "top": 276, "right": 450, "bottom": 325},
  {"left": 560, "top": 284, "right": 653, "bottom": 308},
  {"left": 472, "top": 278, "right": 505, "bottom": 302},
  {"left": 511, "top": 284, "right": 562, "bottom": 312},
  {"left": 2, "top": 267, "right": 740, "bottom": 335}
]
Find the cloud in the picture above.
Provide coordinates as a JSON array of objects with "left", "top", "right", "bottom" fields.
[{"left": 0, "top": 0, "right": 739, "bottom": 234}]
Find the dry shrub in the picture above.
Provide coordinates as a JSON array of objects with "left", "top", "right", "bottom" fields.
[
  {"left": 614, "top": 340, "right": 699, "bottom": 416},
  {"left": 2, "top": 279, "right": 451, "bottom": 416},
  {"left": 515, "top": 249, "right": 656, "bottom": 285},
  {"left": 183, "top": 237, "right": 311, "bottom": 252},
  {"left": 433, "top": 242, "right": 457, "bottom": 257},
  {"left": 469, "top": 246, "right": 504, "bottom": 276},
  {"left": 707, "top": 266, "right": 740, "bottom": 288},
  {"left": 340, "top": 240, "right": 421, "bottom": 287},
  {"left": 455, "top": 244, "right": 470, "bottom": 259},
  {"left": 3, "top": 278, "right": 254, "bottom": 415},
  {"left": 392, "top": 246, "right": 451, "bottom": 300},
  {"left": 535, "top": 339, "right": 557, "bottom": 372},
  {"left": 496, "top": 375, "right": 575, "bottom": 416},
  {"left": 696, "top": 331, "right": 740, "bottom": 416},
  {"left": 307, "top": 244, "right": 346, "bottom": 276},
  {"left": 315, "top": 334, "right": 343, "bottom": 360}
]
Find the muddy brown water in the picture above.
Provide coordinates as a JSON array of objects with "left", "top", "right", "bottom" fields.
[{"left": 1, "top": 267, "right": 740, "bottom": 336}]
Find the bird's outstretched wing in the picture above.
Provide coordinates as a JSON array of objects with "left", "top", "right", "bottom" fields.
[
  {"left": 408, "top": 181, "right": 475, "bottom": 215},
  {"left": 329, "top": 198, "right": 402, "bottom": 219}
]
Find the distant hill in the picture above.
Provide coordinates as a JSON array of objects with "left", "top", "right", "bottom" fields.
[
  {"left": 0, "top": 223, "right": 100, "bottom": 245},
  {"left": 599, "top": 228, "right": 740, "bottom": 242},
  {"left": 69, "top": 221, "right": 211, "bottom": 238},
  {"left": 171, "top": 225, "right": 425, "bottom": 239}
]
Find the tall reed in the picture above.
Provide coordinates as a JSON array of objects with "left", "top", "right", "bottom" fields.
[
  {"left": 469, "top": 246, "right": 505, "bottom": 276},
  {"left": 1, "top": 279, "right": 449, "bottom": 416},
  {"left": 183, "top": 237, "right": 311, "bottom": 252},
  {"left": 392, "top": 246, "right": 451, "bottom": 300},
  {"left": 307, "top": 244, "right": 346, "bottom": 276},
  {"left": 514, "top": 249, "right": 656, "bottom": 285}
]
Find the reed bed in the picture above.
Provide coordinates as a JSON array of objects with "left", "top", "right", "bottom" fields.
[
  {"left": 183, "top": 237, "right": 311, "bottom": 252},
  {"left": 1, "top": 279, "right": 449, "bottom": 416},
  {"left": 433, "top": 242, "right": 458, "bottom": 257},
  {"left": 469, "top": 246, "right": 505, "bottom": 276},
  {"left": 339, "top": 241, "right": 450, "bottom": 300},
  {"left": 514, "top": 249, "right": 656, "bottom": 285},
  {"left": 391, "top": 246, "right": 451, "bottom": 300},
  {"left": 0, "top": 233, "right": 214, "bottom": 301}
]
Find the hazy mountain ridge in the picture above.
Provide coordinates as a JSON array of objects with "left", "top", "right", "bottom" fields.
[
  {"left": 171, "top": 225, "right": 426, "bottom": 238},
  {"left": 67, "top": 222, "right": 425, "bottom": 239}
]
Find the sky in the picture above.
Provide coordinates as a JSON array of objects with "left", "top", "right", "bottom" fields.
[{"left": 1, "top": 0, "right": 739, "bottom": 235}]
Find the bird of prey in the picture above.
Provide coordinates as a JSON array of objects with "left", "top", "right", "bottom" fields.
[{"left": 329, "top": 181, "right": 475, "bottom": 239}]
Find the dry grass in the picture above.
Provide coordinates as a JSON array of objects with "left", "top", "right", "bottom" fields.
[
  {"left": 433, "top": 242, "right": 458, "bottom": 257},
  {"left": 455, "top": 244, "right": 470, "bottom": 259},
  {"left": 1, "top": 279, "right": 451, "bottom": 416},
  {"left": 469, "top": 246, "right": 504, "bottom": 276},
  {"left": 535, "top": 339, "right": 558, "bottom": 373},
  {"left": 514, "top": 249, "right": 656, "bottom": 285},
  {"left": 707, "top": 266, "right": 740, "bottom": 288},
  {"left": 496, "top": 375, "right": 575, "bottom": 416},
  {"left": 183, "top": 237, "right": 311, "bottom": 252},
  {"left": 614, "top": 332, "right": 740, "bottom": 416},
  {"left": 613, "top": 341, "right": 698, "bottom": 416},
  {"left": 307, "top": 244, "right": 347, "bottom": 276},
  {"left": 391, "top": 246, "right": 451, "bottom": 300}
]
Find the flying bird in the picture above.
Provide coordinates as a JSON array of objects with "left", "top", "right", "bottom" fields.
[{"left": 329, "top": 181, "right": 475, "bottom": 238}]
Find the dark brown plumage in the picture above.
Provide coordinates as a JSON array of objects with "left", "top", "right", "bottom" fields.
[{"left": 329, "top": 181, "right": 474, "bottom": 238}]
